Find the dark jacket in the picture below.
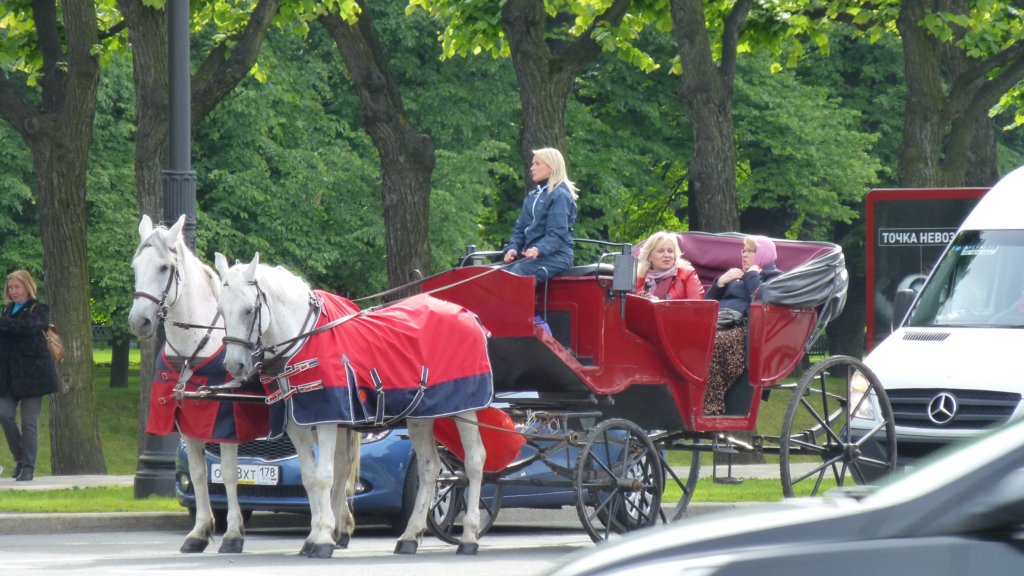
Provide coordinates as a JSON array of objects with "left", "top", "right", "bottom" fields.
[
  {"left": 0, "top": 299, "right": 60, "bottom": 399},
  {"left": 705, "top": 263, "right": 782, "bottom": 315},
  {"left": 505, "top": 181, "right": 577, "bottom": 264}
]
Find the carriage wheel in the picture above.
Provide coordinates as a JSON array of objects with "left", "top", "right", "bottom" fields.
[
  {"left": 574, "top": 419, "right": 663, "bottom": 543},
  {"left": 427, "top": 449, "right": 503, "bottom": 545},
  {"left": 780, "top": 355, "right": 896, "bottom": 498},
  {"left": 663, "top": 441, "right": 702, "bottom": 522}
]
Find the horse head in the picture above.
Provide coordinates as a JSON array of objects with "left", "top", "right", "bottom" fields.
[
  {"left": 129, "top": 214, "right": 186, "bottom": 339},
  {"left": 215, "top": 252, "right": 272, "bottom": 378}
]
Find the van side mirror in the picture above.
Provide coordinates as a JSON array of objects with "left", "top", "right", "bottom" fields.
[
  {"left": 893, "top": 288, "right": 917, "bottom": 328},
  {"left": 612, "top": 243, "right": 636, "bottom": 293}
]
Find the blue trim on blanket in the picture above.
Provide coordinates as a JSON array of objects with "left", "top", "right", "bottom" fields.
[{"left": 285, "top": 372, "right": 494, "bottom": 427}]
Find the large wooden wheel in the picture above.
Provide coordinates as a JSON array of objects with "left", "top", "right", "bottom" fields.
[
  {"left": 663, "top": 440, "right": 701, "bottom": 522},
  {"left": 574, "top": 419, "right": 663, "bottom": 543},
  {"left": 779, "top": 355, "right": 896, "bottom": 498}
]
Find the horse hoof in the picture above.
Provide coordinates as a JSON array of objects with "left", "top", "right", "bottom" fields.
[
  {"left": 394, "top": 540, "right": 419, "bottom": 555},
  {"left": 218, "top": 537, "right": 244, "bottom": 554},
  {"left": 335, "top": 533, "right": 350, "bottom": 549},
  {"left": 456, "top": 543, "right": 479, "bottom": 555},
  {"left": 180, "top": 537, "right": 209, "bottom": 553},
  {"left": 308, "top": 543, "right": 335, "bottom": 559},
  {"left": 298, "top": 541, "right": 312, "bottom": 556}
]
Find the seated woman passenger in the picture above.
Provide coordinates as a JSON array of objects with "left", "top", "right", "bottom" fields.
[
  {"left": 705, "top": 235, "right": 781, "bottom": 315},
  {"left": 635, "top": 232, "right": 704, "bottom": 300},
  {"left": 703, "top": 235, "right": 781, "bottom": 415},
  {"left": 502, "top": 148, "right": 579, "bottom": 284}
]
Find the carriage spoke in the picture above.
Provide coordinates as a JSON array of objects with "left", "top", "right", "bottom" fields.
[{"left": 781, "top": 356, "right": 897, "bottom": 498}]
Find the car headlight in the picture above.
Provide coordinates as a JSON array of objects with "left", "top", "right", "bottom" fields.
[
  {"left": 360, "top": 429, "right": 392, "bottom": 444},
  {"left": 849, "top": 370, "right": 876, "bottom": 421}
]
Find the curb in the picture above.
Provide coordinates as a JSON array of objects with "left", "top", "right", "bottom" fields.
[
  {"left": 0, "top": 502, "right": 758, "bottom": 536},
  {"left": 0, "top": 512, "right": 192, "bottom": 535}
]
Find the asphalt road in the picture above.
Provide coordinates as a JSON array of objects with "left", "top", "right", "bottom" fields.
[{"left": 0, "top": 523, "right": 595, "bottom": 576}]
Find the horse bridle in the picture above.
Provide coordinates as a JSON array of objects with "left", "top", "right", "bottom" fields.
[
  {"left": 221, "top": 277, "right": 360, "bottom": 380},
  {"left": 133, "top": 241, "right": 224, "bottom": 379},
  {"left": 221, "top": 278, "right": 271, "bottom": 373},
  {"left": 132, "top": 244, "right": 182, "bottom": 321}
]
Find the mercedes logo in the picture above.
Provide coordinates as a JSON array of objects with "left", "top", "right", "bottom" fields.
[{"left": 927, "top": 392, "right": 958, "bottom": 425}]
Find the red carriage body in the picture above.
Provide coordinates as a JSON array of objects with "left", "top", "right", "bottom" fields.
[{"left": 422, "top": 232, "right": 841, "bottom": 434}]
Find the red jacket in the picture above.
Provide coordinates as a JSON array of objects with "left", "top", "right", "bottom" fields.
[{"left": 636, "top": 266, "right": 705, "bottom": 300}]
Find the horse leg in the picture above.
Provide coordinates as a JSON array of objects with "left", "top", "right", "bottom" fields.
[
  {"left": 331, "top": 428, "right": 360, "bottom": 549},
  {"left": 181, "top": 436, "right": 214, "bottom": 553},
  {"left": 217, "top": 443, "right": 245, "bottom": 553},
  {"left": 395, "top": 419, "right": 440, "bottom": 555},
  {"left": 287, "top": 423, "right": 322, "bottom": 557},
  {"left": 453, "top": 411, "right": 485, "bottom": 555}
]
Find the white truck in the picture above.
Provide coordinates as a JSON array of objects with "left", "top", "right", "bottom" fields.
[{"left": 853, "top": 166, "right": 1024, "bottom": 479}]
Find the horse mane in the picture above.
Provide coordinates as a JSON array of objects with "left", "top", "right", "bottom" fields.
[{"left": 255, "top": 263, "right": 312, "bottom": 303}]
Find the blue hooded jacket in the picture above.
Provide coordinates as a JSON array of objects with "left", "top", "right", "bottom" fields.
[{"left": 506, "top": 181, "right": 577, "bottom": 263}]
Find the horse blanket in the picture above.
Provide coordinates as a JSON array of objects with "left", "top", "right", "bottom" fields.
[
  {"left": 266, "top": 291, "right": 494, "bottom": 436},
  {"left": 147, "top": 346, "right": 270, "bottom": 443}
]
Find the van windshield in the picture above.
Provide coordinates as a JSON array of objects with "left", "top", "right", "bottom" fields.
[{"left": 907, "top": 230, "right": 1024, "bottom": 328}]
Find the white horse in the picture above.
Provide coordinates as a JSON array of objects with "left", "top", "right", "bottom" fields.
[
  {"left": 214, "top": 252, "right": 491, "bottom": 556},
  {"left": 128, "top": 215, "right": 269, "bottom": 554}
]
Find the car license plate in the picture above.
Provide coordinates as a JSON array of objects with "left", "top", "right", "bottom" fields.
[{"left": 210, "top": 463, "right": 280, "bottom": 486}]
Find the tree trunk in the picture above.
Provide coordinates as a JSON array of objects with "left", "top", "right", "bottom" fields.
[
  {"left": 33, "top": 135, "right": 107, "bottom": 474},
  {"left": 501, "top": 0, "right": 630, "bottom": 185},
  {"left": 109, "top": 336, "right": 130, "bottom": 389},
  {"left": 320, "top": 4, "right": 434, "bottom": 289},
  {"left": 669, "top": 0, "right": 744, "bottom": 232},
  {"left": 0, "top": 0, "right": 108, "bottom": 474},
  {"left": 897, "top": 0, "right": 1024, "bottom": 187},
  {"left": 118, "top": 0, "right": 168, "bottom": 221}
]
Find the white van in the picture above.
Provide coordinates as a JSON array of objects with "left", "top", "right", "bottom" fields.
[{"left": 853, "top": 166, "right": 1024, "bottom": 478}]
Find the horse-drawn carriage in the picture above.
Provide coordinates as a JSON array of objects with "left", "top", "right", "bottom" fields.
[
  {"left": 132, "top": 217, "right": 895, "bottom": 556},
  {"left": 417, "top": 232, "right": 896, "bottom": 543}
]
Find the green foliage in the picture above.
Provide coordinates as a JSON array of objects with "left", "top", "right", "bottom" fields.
[
  {"left": 733, "top": 54, "right": 881, "bottom": 239},
  {"left": 409, "top": 0, "right": 664, "bottom": 72},
  {"left": 0, "top": 124, "right": 42, "bottom": 277},
  {"left": 194, "top": 29, "right": 387, "bottom": 296},
  {"left": 88, "top": 52, "right": 139, "bottom": 333}
]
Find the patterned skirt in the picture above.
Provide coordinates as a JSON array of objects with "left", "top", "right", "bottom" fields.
[{"left": 703, "top": 327, "right": 746, "bottom": 415}]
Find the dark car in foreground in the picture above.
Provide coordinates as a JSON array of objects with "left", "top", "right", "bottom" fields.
[{"left": 549, "top": 415, "right": 1024, "bottom": 576}]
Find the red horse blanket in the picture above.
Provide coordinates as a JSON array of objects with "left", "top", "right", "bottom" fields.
[
  {"left": 266, "top": 291, "right": 494, "bottom": 433},
  {"left": 147, "top": 346, "right": 270, "bottom": 443}
]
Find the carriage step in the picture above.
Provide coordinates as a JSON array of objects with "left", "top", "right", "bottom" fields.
[{"left": 713, "top": 434, "right": 756, "bottom": 453}]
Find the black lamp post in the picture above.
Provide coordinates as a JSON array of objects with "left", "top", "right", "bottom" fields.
[{"left": 134, "top": 0, "right": 196, "bottom": 498}]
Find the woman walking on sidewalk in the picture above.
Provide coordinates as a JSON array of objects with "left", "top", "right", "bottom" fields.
[{"left": 0, "top": 270, "right": 59, "bottom": 482}]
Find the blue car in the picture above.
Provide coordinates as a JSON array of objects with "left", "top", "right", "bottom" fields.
[
  {"left": 175, "top": 406, "right": 657, "bottom": 540},
  {"left": 175, "top": 428, "right": 418, "bottom": 533},
  {"left": 174, "top": 426, "right": 581, "bottom": 536}
]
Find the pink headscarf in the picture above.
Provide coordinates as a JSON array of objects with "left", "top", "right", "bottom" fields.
[{"left": 752, "top": 235, "right": 777, "bottom": 269}]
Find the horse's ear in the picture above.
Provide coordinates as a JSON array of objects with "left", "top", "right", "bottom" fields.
[
  {"left": 167, "top": 215, "right": 186, "bottom": 242},
  {"left": 214, "top": 252, "right": 230, "bottom": 278},
  {"left": 138, "top": 215, "right": 153, "bottom": 240},
  {"left": 243, "top": 253, "right": 260, "bottom": 282}
]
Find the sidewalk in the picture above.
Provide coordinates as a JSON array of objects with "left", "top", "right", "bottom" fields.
[{"left": 0, "top": 464, "right": 797, "bottom": 535}]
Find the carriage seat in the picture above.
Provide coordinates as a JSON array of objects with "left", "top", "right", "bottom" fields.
[{"left": 557, "top": 263, "right": 615, "bottom": 277}]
